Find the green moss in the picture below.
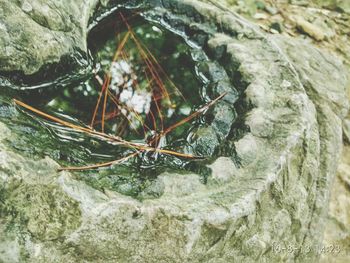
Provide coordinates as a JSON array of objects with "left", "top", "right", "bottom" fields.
[{"left": 2, "top": 185, "right": 81, "bottom": 241}]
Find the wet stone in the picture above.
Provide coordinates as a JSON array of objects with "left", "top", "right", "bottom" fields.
[
  {"left": 198, "top": 61, "right": 230, "bottom": 84},
  {"left": 189, "top": 126, "right": 220, "bottom": 157},
  {"left": 211, "top": 102, "right": 237, "bottom": 140},
  {"left": 209, "top": 44, "right": 227, "bottom": 60},
  {"left": 186, "top": 24, "right": 209, "bottom": 47},
  {"left": 139, "top": 178, "right": 165, "bottom": 199},
  {"left": 270, "top": 22, "right": 283, "bottom": 33}
]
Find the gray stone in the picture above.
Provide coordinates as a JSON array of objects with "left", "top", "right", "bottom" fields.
[
  {"left": 189, "top": 126, "right": 220, "bottom": 156},
  {"left": 0, "top": 0, "right": 349, "bottom": 262},
  {"left": 207, "top": 157, "right": 240, "bottom": 183},
  {"left": 321, "top": 146, "right": 350, "bottom": 262},
  {"left": 211, "top": 102, "right": 237, "bottom": 140},
  {"left": 0, "top": 0, "right": 99, "bottom": 76},
  {"left": 292, "top": 15, "right": 326, "bottom": 41},
  {"left": 313, "top": 0, "right": 350, "bottom": 14}
]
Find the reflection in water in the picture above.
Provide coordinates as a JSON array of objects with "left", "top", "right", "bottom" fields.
[{"left": 0, "top": 10, "right": 213, "bottom": 198}]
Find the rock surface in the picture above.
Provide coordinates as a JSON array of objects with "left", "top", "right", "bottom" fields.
[
  {"left": 320, "top": 146, "right": 350, "bottom": 262},
  {"left": 0, "top": 0, "right": 349, "bottom": 262},
  {"left": 0, "top": 0, "right": 100, "bottom": 86},
  {"left": 224, "top": 1, "right": 350, "bottom": 261}
]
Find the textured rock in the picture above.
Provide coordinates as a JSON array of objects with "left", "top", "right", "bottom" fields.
[
  {"left": 313, "top": 0, "right": 350, "bottom": 14},
  {"left": 0, "top": 0, "right": 100, "bottom": 86},
  {"left": 321, "top": 146, "right": 350, "bottom": 262},
  {"left": 292, "top": 15, "right": 326, "bottom": 41},
  {"left": 0, "top": 0, "right": 349, "bottom": 262}
]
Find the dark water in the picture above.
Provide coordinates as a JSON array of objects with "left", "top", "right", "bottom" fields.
[{"left": 0, "top": 10, "right": 219, "bottom": 198}]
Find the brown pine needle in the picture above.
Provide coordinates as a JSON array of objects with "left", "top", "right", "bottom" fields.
[
  {"left": 92, "top": 31, "right": 130, "bottom": 131},
  {"left": 14, "top": 99, "right": 199, "bottom": 160},
  {"left": 143, "top": 68, "right": 164, "bottom": 132},
  {"left": 113, "top": 11, "right": 142, "bottom": 36},
  {"left": 59, "top": 152, "right": 139, "bottom": 171},
  {"left": 147, "top": 108, "right": 157, "bottom": 133},
  {"left": 101, "top": 78, "right": 109, "bottom": 133},
  {"left": 93, "top": 111, "right": 118, "bottom": 124},
  {"left": 14, "top": 99, "right": 143, "bottom": 148},
  {"left": 107, "top": 90, "right": 145, "bottom": 135},
  {"left": 154, "top": 95, "right": 164, "bottom": 132},
  {"left": 157, "top": 92, "right": 228, "bottom": 140},
  {"left": 90, "top": 75, "right": 111, "bottom": 128},
  {"left": 120, "top": 13, "right": 171, "bottom": 102},
  {"left": 137, "top": 43, "right": 170, "bottom": 101},
  {"left": 117, "top": 119, "right": 128, "bottom": 137},
  {"left": 113, "top": 31, "right": 131, "bottom": 62},
  {"left": 100, "top": 31, "right": 132, "bottom": 132},
  {"left": 140, "top": 40, "right": 186, "bottom": 100},
  {"left": 12, "top": 14, "right": 225, "bottom": 171}
]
